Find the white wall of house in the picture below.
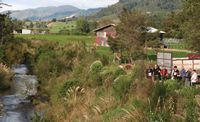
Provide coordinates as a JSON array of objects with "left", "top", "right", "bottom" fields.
[{"left": 22, "top": 29, "right": 31, "bottom": 34}]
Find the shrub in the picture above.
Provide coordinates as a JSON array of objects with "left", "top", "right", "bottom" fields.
[
  {"left": 0, "top": 47, "right": 4, "bottom": 60},
  {"left": 59, "top": 78, "right": 80, "bottom": 96},
  {"left": 147, "top": 110, "right": 170, "bottom": 122},
  {"left": 90, "top": 60, "right": 103, "bottom": 73},
  {"left": 102, "top": 107, "right": 125, "bottom": 122},
  {"left": 89, "top": 60, "right": 103, "bottom": 86},
  {"left": 131, "top": 61, "right": 145, "bottom": 81},
  {"left": 113, "top": 68, "right": 126, "bottom": 79},
  {"left": 112, "top": 75, "right": 132, "bottom": 100},
  {"left": 150, "top": 82, "right": 167, "bottom": 110},
  {"left": 180, "top": 88, "right": 198, "bottom": 122},
  {"left": 164, "top": 79, "right": 180, "bottom": 94},
  {"left": 100, "top": 65, "right": 126, "bottom": 81},
  {"left": 3, "top": 38, "right": 29, "bottom": 65},
  {"left": 99, "top": 54, "right": 110, "bottom": 65},
  {"left": 0, "top": 63, "right": 12, "bottom": 91}
]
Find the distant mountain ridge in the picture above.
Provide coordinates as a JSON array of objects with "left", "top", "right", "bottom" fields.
[
  {"left": 92, "top": 0, "right": 182, "bottom": 19},
  {"left": 2, "top": 5, "right": 102, "bottom": 20}
]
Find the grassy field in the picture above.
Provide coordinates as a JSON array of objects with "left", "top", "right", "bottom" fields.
[
  {"left": 17, "top": 34, "right": 190, "bottom": 59},
  {"left": 48, "top": 21, "right": 76, "bottom": 33},
  {"left": 167, "top": 43, "right": 186, "bottom": 49},
  {"left": 147, "top": 49, "right": 189, "bottom": 60},
  {"left": 17, "top": 34, "right": 95, "bottom": 44}
]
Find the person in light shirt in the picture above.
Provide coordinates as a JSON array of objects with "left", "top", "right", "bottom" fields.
[
  {"left": 171, "top": 66, "right": 179, "bottom": 80},
  {"left": 191, "top": 70, "right": 198, "bottom": 85}
]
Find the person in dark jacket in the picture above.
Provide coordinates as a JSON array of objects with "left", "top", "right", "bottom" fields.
[{"left": 153, "top": 65, "right": 161, "bottom": 81}]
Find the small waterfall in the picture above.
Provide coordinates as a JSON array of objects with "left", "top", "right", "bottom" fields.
[{"left": 0, "top": 64, "right": 38, "bottom": 122}]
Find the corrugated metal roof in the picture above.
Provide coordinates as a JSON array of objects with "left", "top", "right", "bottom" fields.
[{"left": 93, "top": 24, "right": 116, "bottom": 32}]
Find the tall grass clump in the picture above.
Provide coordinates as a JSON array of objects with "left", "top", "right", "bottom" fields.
[
  {"left": 89, "top": 60, "right": 103, "bottom": 86},
  {"left": 147, "top": 82, "right": 171, "bottom": 122},
  {"left": 3, "top": 38, "right": 30, "bottom": 65},
  {"left": 180, "top": 88, "right": 198, "bottom": 122},
  {"left": 112, "top": 74, "right": 132, "bottom": 101},
  {"left": 0, "top": 63, "right": 12, "bottom": 91},
  {"left": 59, "top": 78, "right": 80, "bottom": 96}
]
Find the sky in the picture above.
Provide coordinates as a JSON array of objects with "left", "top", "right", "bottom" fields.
[{"left": 0, "top": 0, "right": 119, "bottom": 11}]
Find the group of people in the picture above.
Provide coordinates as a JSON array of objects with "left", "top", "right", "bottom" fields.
[{"left": 146, "top": 65, "right": 199, "bottom": 86}]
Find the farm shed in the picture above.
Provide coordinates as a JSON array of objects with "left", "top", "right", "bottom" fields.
[
  {"left": 22, "top": 29, "right": 32, "bottom": 34},
  {"left": 94, "top": 24, "right": 116, "bottom": 46}
]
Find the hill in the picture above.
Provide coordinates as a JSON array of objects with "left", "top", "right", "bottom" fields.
[
  {"left": 2, "top": 5, "right": 102, "bottom": 20},
  {"left": 92, "top": 0, "right": 182, "bottom": 19}
]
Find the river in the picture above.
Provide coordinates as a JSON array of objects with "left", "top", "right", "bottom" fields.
[{"left": 0, "top": 64, "right": 38, "bottom": 122}]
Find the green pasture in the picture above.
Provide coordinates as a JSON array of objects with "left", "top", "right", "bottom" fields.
[
  {"left": 167, "top": 43, "right": 186, "bottom": 49},
  {"left": 16, "top": 34, "right": 95, "bottom": 44},
  {"left": 17, "top": 34, "right": 189, "bottom": 59},
  {"left": 48, "top": 21, "right": 76, "bottom": 33},
  {"left": 147, "top": 49, "right": 189, "bottom": 60}
]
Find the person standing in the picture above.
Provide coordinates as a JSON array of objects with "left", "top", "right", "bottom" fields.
[
  {"left": 191, "top": 70, "right": 198, "bottom": 86},
  {"left": 171, "top": 66, "right": 179, "bottom": 80},
  {"left": 160, "top": 68, "right": 168, "bottom": 80},
  {"left": 146, "top": 66, "right": 153, "bottom": 80},
  {"left": 153, "top": 65, "right": 161, "bottom": 81},
  {"left": 180, "top": 66, "right": 186, "bottom": 85},
  {"left": 185, "top": 69, "right": 192, "bottom": 87}
]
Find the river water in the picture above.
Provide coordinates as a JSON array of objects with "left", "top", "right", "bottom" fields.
[{"left": 0, "top": 64, "right": 38, "bottom": 122}]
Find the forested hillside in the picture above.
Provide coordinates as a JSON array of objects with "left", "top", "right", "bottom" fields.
[
  {"left": 2, "top": 5, "right": 102, "bottom": 20},
  {"left": 92, "top": 0, "right": 182, "bottom": 19}
]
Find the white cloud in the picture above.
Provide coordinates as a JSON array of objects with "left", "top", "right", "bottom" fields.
[{"left": 0, "top": 0, "right": 119, "bottom": 11}]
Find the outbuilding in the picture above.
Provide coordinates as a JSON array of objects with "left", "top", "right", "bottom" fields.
[
  {"left": 94, "top": 24, "right": 116, "bottom": 46},
  {"left": 22, "top": 29, "right": 32, "bottom": 34}
]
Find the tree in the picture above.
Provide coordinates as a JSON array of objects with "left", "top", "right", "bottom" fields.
[
  {"left": 98, "top": 18, "right": 115, "bottom": 27},
  {"left": 76, "top": 19, "right": 90, "bottom": 33},
  {"left": 109, "top": 9, "right": 147, "bottom": 62},
  {"left": 0, "top": 13, "right": 13, "bottom": 45},
  {"left": 180, "top": 0, "right": 200, "bottom": 52},
  {"left": 89, "top": 21, "right": 98, "bottom": 31},
  {"left": 29, "top": 22, "right": 34, "bottom": 29},
  {"left": 51, "top": 18, "right": 57, "bottom": 22},
  {"left": 12, "top": 19, "right": 24, "bottom": 30}
]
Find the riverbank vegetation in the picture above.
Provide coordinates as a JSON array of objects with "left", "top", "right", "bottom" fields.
[
  {"left": 0, "top": 0, "right": 200, "bottom": 121},
  {"left": 6, "top": 39, "right": 196, "bottom": 122}
]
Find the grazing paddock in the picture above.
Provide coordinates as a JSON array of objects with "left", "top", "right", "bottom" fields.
[
  {"left": 16, "top": 34, "right": 95, "bottom": 44},
  {"left": 17, "top": 34, "right": 190, "bottom": 60}
]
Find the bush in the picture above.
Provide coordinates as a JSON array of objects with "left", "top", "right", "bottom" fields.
[
  {"left": 164, "top": 79, "right": 180, "bottom": 94},
  {"left": 0, "top": 63, "right": 12, "bottom": 91},
  {"left": 99, "top": 54, "right": 110, "bottom": 65},
  {"left": 0, "top": 47, "right": 4, "bottom": 60},
  {"left": 131, "top": 61, "right": 145, "bottom": 81},
  {"left": 100, "top": 65, "right": 126, "bottom": 81},
  {"left": 59, "top": 78, "right": 80, "bottom": 96},
  {"left": 112, "top": 75, "right": 132, "bottom": 100},
  {"left": 150, "top": 82, "right": 167, "bottom": 109},
  {"left": 90, "top": 60, "right": 103, "bottom": 73},
  {"left": 3, "top": 38, "right": 29, "bottom": 65},
  {"left": 180, "top": 88, "right": 198, "bottom": 122},
  {"left": 89, "top": 60, "right": 103, "bottom": 86},
  {"left": 113, "top": 68, "right": 126, "bottom": 79}
]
